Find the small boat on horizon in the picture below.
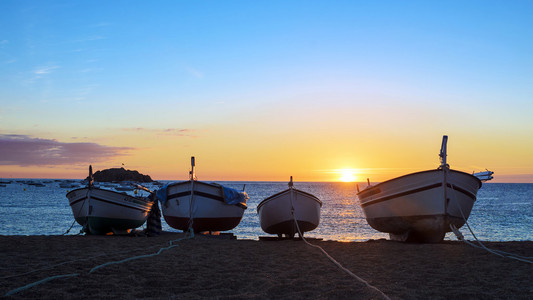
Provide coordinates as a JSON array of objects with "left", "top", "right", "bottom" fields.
[
  {"left": 66, "top": 166, "right": 155, "bottom": 235},
  {"left": 257, "top": 177, "right": 322, "bottom": 238},
  {"left": 357, "top": 135, "right": 493, "bottom": 243},
  {"left": 157, "top": 157, "right": 248, "bottom": 233}
]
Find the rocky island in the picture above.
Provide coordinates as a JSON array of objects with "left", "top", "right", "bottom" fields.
[{"left": 90, "top": 167, "right": 153, "bottom": 183}]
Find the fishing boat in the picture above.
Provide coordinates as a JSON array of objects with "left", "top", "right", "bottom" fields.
[
  {"left": 157, "top": 157, "right": 248, "bottom": 233},
  {"left": 66, "top": 166, "right": 155, "bottom": 235},
  {"left": 257, "top": 177, "right": 322, "bottom": 238},
  {"left": 357, "top": 135, "right": 492, "bottom": 243}
]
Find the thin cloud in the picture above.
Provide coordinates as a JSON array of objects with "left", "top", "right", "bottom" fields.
[
  {"left": 79, "top": 67, "right": 103, "bottom": 73},
  {"left": 0, "top": 134, "right": 132, "bottom": 166},
  {"left": 121, "top": 128, "right": 196, "bottom": 137},
  {"left": 33, "top": 65, "right": 59, "bottom": 75}
]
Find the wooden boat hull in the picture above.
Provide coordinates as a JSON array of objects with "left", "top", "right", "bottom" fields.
[
  {"left": 161, "top": 181, "right": 246, "bottom": 232},
  {"left": 357, "top": 169, "right": 481, "bottom": 242},
  {"left": 257, "top": 188, "right": 322, "bottom": 237},
  {"left": 66, "top": 187, "right": 153, "bottom": 234}
]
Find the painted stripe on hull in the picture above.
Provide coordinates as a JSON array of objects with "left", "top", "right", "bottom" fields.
[
  {"left": 168, "top": 190, "right": 224, "bottom": 202},
  {"left": 163, "top": 215, "right": 242, "bottom": 232},
  {"left": 257, "top": 189, "right": 321, "bottom": 235},
  {"left": 69, "top": 196, "right": 151, "bottom": 212},
  {"left": 360, "top": 183, "right": 476, "bottom": 209},
  {"left": 67, "top": 187, "right": 153, "bottom": 235},
  {"left": 67, "top": 188, "right": 153, "bottom": 211},
  {"left": 257, "top": 188, "right": 322, "bottom": 210},
  {"left": 360, "top": 183, "right": 442, "bottom": 208},
  {"left": 162, "top": 181, "right": 247, "bottom": 232},
  {"left": 90, "top": 196, "right": 152, "bottom": 212}
]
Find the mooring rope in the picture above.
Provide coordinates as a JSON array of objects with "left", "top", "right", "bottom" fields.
[
  {"left": 449, "top": 184, "right": 533, "bottom": 264},
  {"left": 89, "top": 229, "right": 195, "bottom": 273},
  {"left": 4, "top": 273, "right": 80, "bottom": 297},
  {"left": 289, "top": 189, "right": 391, "bottom": 300},
  {"left": 62, "top": 188, "right": 90, "bottom": 235},
  {"left": 6, "top": 180, "right": 202, "bottom": 296},
  {"left": 4, "top": 230, "right": 195, "bottom": 296}
]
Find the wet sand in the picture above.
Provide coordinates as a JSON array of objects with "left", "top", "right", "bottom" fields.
[{"left": 1, "top": 233, "right": 531, "bottom": 299}]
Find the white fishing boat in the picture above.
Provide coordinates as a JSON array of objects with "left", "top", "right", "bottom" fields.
[
  {"left": 157, "top": 157, "right": 248, "bottom": 233},
  {"left": 357, "top": 136, "right": 492, "bottom": 243},
  {"left": 257, "top": 177, "right": 322, "bottom": 238},
  {"left": 66, "top": 166, "right": 154, "bottom": 235}
]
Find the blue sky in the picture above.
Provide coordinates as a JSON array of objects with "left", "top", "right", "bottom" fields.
[{"left": 1, "top": 1, "right": 532, "bottom": 181}]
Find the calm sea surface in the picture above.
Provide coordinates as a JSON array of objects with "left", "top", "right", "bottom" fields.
[{"left": 0, "top": 180, "right": 531, "bottom": 242}]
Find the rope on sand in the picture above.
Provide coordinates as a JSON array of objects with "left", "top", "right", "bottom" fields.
[
  {"left": 89, "top": 229, "right": 195, "bottom": 273},
  {"left": 449, "top": 184, "right": 533, "bottom": 264},
  {"left": 89, "top": 180, "right": 196, "bottom": 274},
  {"left": 289, "top": 189, "right": 391, "bottom": 300},
  {"left": 2, "top": 229, "right": 178, "bottom": 281},
  {"left": 4, "top": 273, "right": 79, "bottom": 296},
  {"left": 4, "top": 230, "right": 195, "bottom": 296}
]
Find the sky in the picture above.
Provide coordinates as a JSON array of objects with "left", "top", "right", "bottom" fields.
[{"left": 1, "top": 0, "right": 532, "bottom": 182}]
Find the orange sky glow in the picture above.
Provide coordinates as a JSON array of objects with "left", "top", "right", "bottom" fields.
[{"left": 1, "top": 2, "right": 532, "bottom": 183}]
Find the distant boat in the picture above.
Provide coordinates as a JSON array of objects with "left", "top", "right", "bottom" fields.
[
  {"left": 60, "top": 180, "right": 80, "bottom": 189},
  {"left": 60, "top": 183, "right": 79, "bottom": 188},
  {"left": 357, "top": 135, "right": 492, "bottom": 243},
  {"left": 157, "top": 157, "right": 248, "bottom": 233},
  {"left": 257, "top": 177, "right": 322, "bottom": 238},
  {"left": 66, "top": 166, "right": 154, "bottom": 235}
]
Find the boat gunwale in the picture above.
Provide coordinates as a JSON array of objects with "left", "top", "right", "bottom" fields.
[
  {"left": 357, "top": 168, "right": 482, "bottom": 198},
  {"left": 358, "top": 182, "right": 477, "bottom": 209},
  {"left": 67, "top": 187, "right": 153, "bottom": 209},
  {"left": 165, "top": 180, "right": 247, "bottom": 209},
  {"left": 257, "top": 188, "right": 322, "bottom": 212},
  {"left": 166, "top": 180, "right": 221, "bottom": 190}
]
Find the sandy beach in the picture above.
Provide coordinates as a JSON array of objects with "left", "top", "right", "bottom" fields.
[{"left": 0, "top": 233, "right": 531, "bottom": 299}]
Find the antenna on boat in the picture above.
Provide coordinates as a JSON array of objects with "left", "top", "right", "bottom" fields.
[
  {"left": 439, "top": 135, "right": 449, "bottom": 169},
  {"left": 289, "top": 176, "right": 294, "bottom": 188},
  {"left": 190, "top": 156, "right": 196, "bottom": 181},
  {"left": 367, "top": 178, "right": 370, "bottom": 186}
]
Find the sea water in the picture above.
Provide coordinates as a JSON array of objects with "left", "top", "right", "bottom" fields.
[{"left": 0, "top": 180, "right": 531, "bottom": 242}]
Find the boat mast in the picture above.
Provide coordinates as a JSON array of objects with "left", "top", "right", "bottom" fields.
[
  {"left": 440, "top": 135, "right": 450, "bottom": 217},
  {"left": 439, "top": 135, "right": 449, "bottom": 169},
  {"left": 188, "top": 156, "right": 196, "bottom": 230},
  {"left": 88, "top": 165, "right": 94, "bottom": 188},
  {"left": 288, "top": 176, "right": 293, "bottom": 188},
  {"left": 190, "top": 156, "right": 196, "bottom": 181}
]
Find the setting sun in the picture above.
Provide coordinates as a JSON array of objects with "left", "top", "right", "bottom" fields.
[{"left": 338, "top": 169, "right": 358, "bottom": 182}]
